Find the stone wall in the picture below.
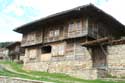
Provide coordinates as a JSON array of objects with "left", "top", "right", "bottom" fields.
[
  {"left": 0, "top": 76, "right": 48, "bottom": 83},
  {"left": 23, "top": 61, "right": 97, "bottom": 79},
  {"left": 107, "top": 44, "right": 125, "bottom": 77}
]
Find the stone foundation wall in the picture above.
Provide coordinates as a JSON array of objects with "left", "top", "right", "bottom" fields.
[
  {"left": 107, "top": 44, "right": 125, "bottom": 77},
  {"left": 0, "top": 76, "right": 45, "bottom": 83},
  {"left": 23, "top": 60, "right": 97, "bottom": 79}
]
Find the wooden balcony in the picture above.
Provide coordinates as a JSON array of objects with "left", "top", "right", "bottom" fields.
[{"left": 21, "top": 39, "right": 43, "bottom": 47}]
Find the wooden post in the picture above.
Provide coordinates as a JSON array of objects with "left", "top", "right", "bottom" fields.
[{"left": 85, "top": 18, "right": 89, "bottom": 42}]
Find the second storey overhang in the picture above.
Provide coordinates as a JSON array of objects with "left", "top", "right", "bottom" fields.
[
  {"left": 14, "top": 4, "right": 125, "bottom": 35},
  {"left": 6, "top": 42, "right": 21, "bottom": 49}
]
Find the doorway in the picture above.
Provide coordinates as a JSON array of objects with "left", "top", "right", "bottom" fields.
[{"left": 91, "top": 45, "right": 107, "bottom": 69}]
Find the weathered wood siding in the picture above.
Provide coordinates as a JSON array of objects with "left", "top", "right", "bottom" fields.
[
  {"left": 88, "top": 18, "right": 116, "bottom": 39},
  {"left": 24, "top": 47, "right": 39, "bottom": 63},
  {"left": 43, "top": 18, "right": 88, "bottom": 43},
  {"left": 44, "top": 25, "right": 64, "bottom": 42},
  {"left": 22, "top": 30, "right": 43, "bottom": 47},
  {"left": 24, "top": 38, "right": 90, "bottom": 63},
  {"left": 67, "top": 18, "right": 88, "bottom": 38},
  {"left": 21, "top": 17, "right": 88, "bottom": 47},
  {"left": 91, "top": 46, "right": 107, "bottom": 68},
  {"left": 9, "top": 45, "right": 20, "bottom": 55}
]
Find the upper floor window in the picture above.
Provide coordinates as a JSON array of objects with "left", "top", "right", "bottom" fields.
[
  {"left": 49, "top": 29, "right": 60, "bottom": 37},
  {"left": 68, "top": 19, "right": 82, "bottom": 32},
  {"left": 27, "top": 32, "right": 35, "bottom": 41},
  {"left": 76, "top": 20, "right": 82, "bottom": 29},
  {"left": 22, "top": 34, "right": 27, "bottom": 42},
  {"left": 69, "top": 21, "right": 75, "bottom": 31},
  {"left": 36, "top": 31, "right": 42, "bottom": 37},
  {"left": 54, "top": 30, "right": 60, "bottom": 37},
  {"left": 35, "top": 31, "right": 42, "bottom": 42},
  {"left": 49, "top": 31, "right": 54, "bottom": 37}
]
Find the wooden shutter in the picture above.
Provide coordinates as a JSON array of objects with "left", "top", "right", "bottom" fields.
[
  {"left": 52, "top": 43, "right": 65, "bottom": 56},
  {"left": 52, "top": 46, "right": 58, "bottom": 56},
  {"left": 29, "top": 49, "right": 37, "bottom": 59}
]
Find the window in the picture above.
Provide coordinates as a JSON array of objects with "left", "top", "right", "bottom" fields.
[
  {"left": 76, "top": 20, "right": 82, "bottom": 29},
  {"left": 68, "top": 20, "right": 82, "bottom": 32},
  {"left": 49, "top": 30, "right": 60, "bottom": 37},
  {"left": 54, "top": 30, "right": 60, "bottom": 37},
  {"left": 52, "top": 46, "right": 58, "bottom": 56},
  {"left": 69, "top": 21, "right": 75, "bottom": 31},
  {"left": 36, "top": 31, "right": 42, "bottom": 42},
  {"left": 49, "top": 31, "right": 54, "bottom": 37},
  {"left": 41, "top": 46, "right": 52, "bottom": 54},
  {"left": 27, "top": 34, "right": 31, "bottom": 41},
  {"left": 36, "top": 31, "right": 42, "bottom": 38},
  {"left": 27, "top": 32, "right": 35, "bottom": 41},
  {"left": 52, "top": 43, "right": 65, "bottom": 56},
  {"left": 29, "top": 49, "right": 37, "bottom": 59},
  {"left": 58, "top": 44, "right": 65, "bottom": 55}
]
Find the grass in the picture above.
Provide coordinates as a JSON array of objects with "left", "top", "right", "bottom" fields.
[{"left": 0, "top": 61, "right": 125, "bottom": 83}]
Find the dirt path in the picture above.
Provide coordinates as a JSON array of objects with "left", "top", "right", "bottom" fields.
[
  {"left": 0, "top": 64, "right": 38, "bottom": 77},
  {"left": 0, "top": 64, "right": 55, "bottom": 83}
]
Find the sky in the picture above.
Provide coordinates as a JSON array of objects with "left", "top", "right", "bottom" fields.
[{"left": 0, "top": 0, "right": 125, "bottom": 42}]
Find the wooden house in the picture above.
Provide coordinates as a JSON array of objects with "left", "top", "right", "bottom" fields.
[
  {"left": 7, "top": 42, "right": 25, "bottom": 62},
  {"left": 14, "top": 4, "right": 125, "bottom": 79}
]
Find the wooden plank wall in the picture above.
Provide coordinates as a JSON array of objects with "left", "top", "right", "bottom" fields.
[
  {"left": 22, "top": 30, "right": 43, "bottom": 46},
  {"left": 91, "top": 46, "right": 107, "bottom": 68},
  {"left": 50, "top": 38, "right": 87, "bottom": 62},
  {"left": 21, "top": 17, "right": 88, "bottom": 46},
  {"left": 88, "top": 19, "right": 113, "bottom": 39}
]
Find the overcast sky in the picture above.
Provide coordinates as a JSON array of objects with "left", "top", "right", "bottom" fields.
[{"left": 0, "top": 0, "right": 125, "bottom": 42}]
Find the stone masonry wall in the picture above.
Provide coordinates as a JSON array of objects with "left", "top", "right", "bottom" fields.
[
  {"left": 23, "top": 60, "right": 97, "bottom": 79},
  {"left": 107, "top": 44, "right": 125, "bottom": 77}
]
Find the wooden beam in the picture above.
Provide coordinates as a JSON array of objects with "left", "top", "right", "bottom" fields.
[
  {"left": 81, "top": 37, "right": 109, "bottom": 46},
  {"left": 108, "top": 39, "right": 125, "bottom": 45}
]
